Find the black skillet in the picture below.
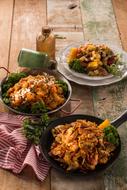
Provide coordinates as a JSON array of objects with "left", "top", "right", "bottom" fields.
[{"left": 40, "top": 110, "right": 127, "bottom": 176}]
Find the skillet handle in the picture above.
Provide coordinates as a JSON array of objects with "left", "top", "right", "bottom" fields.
[
  {"left": 0, "top": 67, "right": 10, "bottom": 75},
  {"left": 0, "top": 67, "right": 10, "bottom": 101},
  {"left": 111, "top": 110, "right": 127, "bottom": 128},
  {"left": 60, "top": 98, "right": 82, "bottom": 115}
]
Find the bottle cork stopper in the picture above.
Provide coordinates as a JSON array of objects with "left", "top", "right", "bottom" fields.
[{"left": 42, "top": 26, "right": 52, "bottom": 34}]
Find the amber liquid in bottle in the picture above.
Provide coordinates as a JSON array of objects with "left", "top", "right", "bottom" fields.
[{"left": 36, "top": 26, "right": 55, "bottom": 60}]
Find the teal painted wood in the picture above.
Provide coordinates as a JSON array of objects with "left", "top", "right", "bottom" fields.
[
  {"left": 80, "top": 0, "right": 127, "bottom": 189},
  {"left": 80, "top": 0, "right": 121, "bottom": 46},
  {"left": 49, "top": 0, "right": 105, "bottom": 190}
]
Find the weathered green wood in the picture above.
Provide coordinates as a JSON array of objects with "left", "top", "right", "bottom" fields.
[
  {"left": 80, "top": 0, "right": 121, "bottom": 46},
  {"left": 48, "top": 0, "right": 105, "bottom": 189},
  {"left": 80, "top": 0, "right": 127, "bottom": 189}
]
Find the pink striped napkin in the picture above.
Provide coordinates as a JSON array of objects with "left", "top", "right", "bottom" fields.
[{"left": 0, "top": 112, "right": 50, "bottom": 181}]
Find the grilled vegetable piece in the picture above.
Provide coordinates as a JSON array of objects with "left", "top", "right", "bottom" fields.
[
  {"left": 98, "top": 119, "right": 110, "bottom": 129},
  {"left": 67, "top": 48, "right": 77, "bottom": 63}
]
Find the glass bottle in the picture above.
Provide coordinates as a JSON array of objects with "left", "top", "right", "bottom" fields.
[{"left": 36, "top": 26, "right": 55, "bottom": 60}]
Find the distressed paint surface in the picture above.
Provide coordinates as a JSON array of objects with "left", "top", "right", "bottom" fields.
[
  {"left": 55, "top": 32, "right": 84, "bottom": 54},
  {"left": 80, "top": 0, "right": 127, "bottom": 189},
  {"left": 47, "top": 0, "right": 105, "bottom": 190},
  {"left": 47, "top": 0, "right": 82, "bottom": 29},
  {"left": 81, "top": 0, "right": 121, "bottom": 46}
]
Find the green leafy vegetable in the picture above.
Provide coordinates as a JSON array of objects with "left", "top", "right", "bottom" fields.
[
  {"left": 106, "top": 54, "right": 125, "bottom": 76},
  {"left": 2, "top": 72, "right": 27, "bottom": 93},
  {"left": 56, "top": 80, "right": 68, "bottom": 96},
  {"left": 106, "top": 64, "right": 122, "bottom": 76},
  {"left": 104, "top": 125, "right": 119, "bottom": 146},
  {"left": 2, "top": 72, "right": 27, "bottom": 105},
  {"left": 69, "top": 59, "right": 85, "bottom": 73},
  {"left": 31, "top": 101, "right": 48, "bottom": 114},
  {"left": 23, "top": 113, "right": 50, "bottom": 145},
  {"left": 15, "top": 103, "right": 31, "bottom": 113}
]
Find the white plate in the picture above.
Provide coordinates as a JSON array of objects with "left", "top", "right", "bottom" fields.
[
  {"left": 58, "top": 41, "right": 127, "bottom": 81},
  {"left": 57, "top": 61, "right": 127, "bottom": 86}
]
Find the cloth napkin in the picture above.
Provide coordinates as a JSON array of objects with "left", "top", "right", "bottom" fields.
[{"left": 0, "top": 112, "right": 50, "bottom": 181}]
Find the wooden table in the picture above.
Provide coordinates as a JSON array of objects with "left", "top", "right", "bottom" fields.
[{"left": 0, "top": 0, "right": 127, "bottom": 189}]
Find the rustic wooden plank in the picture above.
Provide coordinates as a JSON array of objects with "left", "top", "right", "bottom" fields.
[
  {"left": 80, "top": 0, "right": 121, "bottom": 46},
  {"left": 8, "top": 0, "right": 47, "bottom": 72},
  {"left": 51, "top": 25, "right": 82, "bottom": 32},
  {"left": 0, "top": 0, "right": 14, "bottom": 112},
  {"left": 55, "top": 31, "right": 84, "bottom": 54},
  {"left": 81, "top": 0, "right": 127, "bottom": 189},
  {"left": 48, "top": 0, "right": 105, "bottom": 189},
  {"left": 0, "top": 167, "right": 50, "bottom": 190},
  {"left": 0, "top": 0, "right": 14, "bottom": 80},
  {"left": 47, "top": 0, "right": 82, "bottom": 32},
  {"left": 1, "top": 0, "right": 50, "bottom": 190},
  {"left": 51, "top": 169, "right": 104, "bottom": 190},
  {"left": 112, "top": 0, "right": 127, "bottom": 51}
]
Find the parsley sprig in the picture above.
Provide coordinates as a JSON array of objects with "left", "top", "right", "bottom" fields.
[
  {"left": 104, "top": 125, "right": 119, "bottom": 146},
  {"left": 23, "top": 114, "right": 50, "bottom": 145}
]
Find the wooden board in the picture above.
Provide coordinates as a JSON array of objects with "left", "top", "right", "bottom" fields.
[
  {"left": 0, "top": 0, "right": 127, "bottom": 189},
  {"left": 0, "top": 0, "right": 50, "bottom": 190},
  {"left": 80, "top": 0, "right": 121, "bottom": 46},
  {"left": 112, "top": 0, "right": 127, "bottom": 51},
  {"left": 80, "top": 0, "right": 127, "bottom": 189},
  {"left": 47, "top": 0, "right": 82, "bottom": 31},
  {"left": 0, "top": 168, "right": 50, "bottom": 190},
  {"left": 48, "top": 0, "right": 104, "bottom": 189},
  {"left": 8, "top": 0, "right": 47, "bottom": 72},
  {"left": 0, "top": 0, "right": 14, "bottom": 112},
  {"left": 0, "top": 0, "right": 14, "bottom": 80}
]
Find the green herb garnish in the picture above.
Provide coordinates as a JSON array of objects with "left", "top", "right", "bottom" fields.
[
  {"left": 104, "top": 125, "right": 119, "bottom": 146},
  {"left": 69, "top": 59, "right": 85, "bottom": 73},
  {"left": 23, "top": 113, "right": 50, "bottom": 145},
  {"left": 106, "top": 54, "right": 125, "bottom": 76},
  {"left": 2, "top": 72, "right": 27, "bottom": 105},
  {"left": 2, "top": 72, "right": 27, "bottom": 93},
  {"left": 107, "top": 64, "right": 122, "bottom": 76},
  {"left": 31, "top": 101, "right": 48, "bottom": 114},
  {"left": 56, "top": 80, "right": 68, "bottom": 96}
]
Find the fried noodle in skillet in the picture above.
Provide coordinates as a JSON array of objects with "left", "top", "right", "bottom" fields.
[{"left": 49, "top": 120, "right": 117, "bottom": 171}]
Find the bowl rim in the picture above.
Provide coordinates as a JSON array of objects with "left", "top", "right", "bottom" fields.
[
  {"left": 0, "top": 69, "right": 72, "bottom": 116},
  {"left": 40, "top": 114, "right": 121, "bottom": 176}
]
